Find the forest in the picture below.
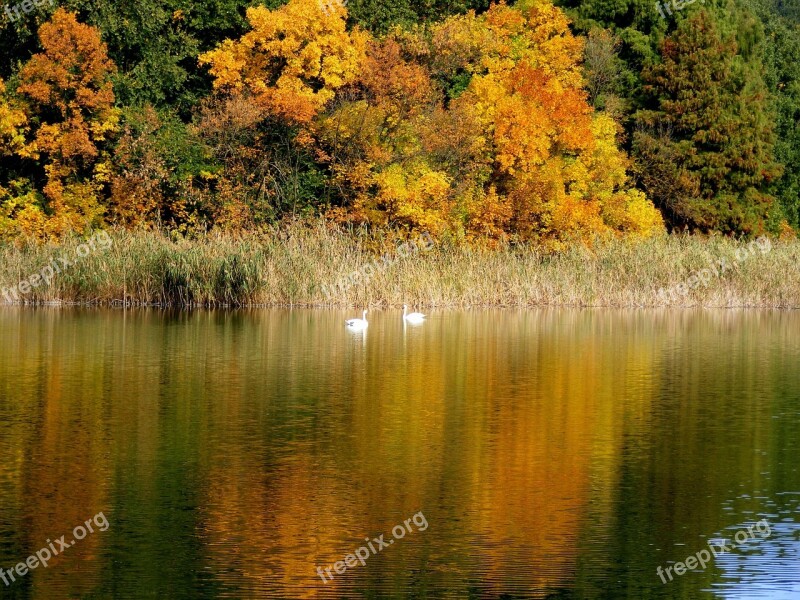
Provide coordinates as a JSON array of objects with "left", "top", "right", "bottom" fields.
[{"left": 0, "top": 0, "right": 798, "bottom": 249}]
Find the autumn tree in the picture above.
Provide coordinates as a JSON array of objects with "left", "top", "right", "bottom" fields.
[
  {"left": 193, "top": 0, "right": 368, "bottom": 225},
  {"left": 199, "top": 0, "right": 367, "bottom": 125},
  {"left": 108, "top": 105, "right": 215, "bottom": 230},
  {"left": 6, "top": 9, "right": 120, "bottom": 238},
  {"left": 0, "top": 79, "right": 29, "bottom": 158},
  {"left": 0, "top": 78, "right": 39, "bottom": 238}
]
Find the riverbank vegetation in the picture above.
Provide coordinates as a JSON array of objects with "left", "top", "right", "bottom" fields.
[{"left": 1, "top": 223, "right": 798, "bottom": 307}]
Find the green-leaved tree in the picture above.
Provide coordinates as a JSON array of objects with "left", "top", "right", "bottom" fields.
[{"left": 634, "top": 9, "right": 782, "bottom": 234}]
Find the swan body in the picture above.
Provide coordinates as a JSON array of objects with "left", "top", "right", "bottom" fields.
[
  {"left": 346, "top": 310, "right": 369, "bottom": 329},
  {"left": 402, "top": 305, "right": 426, "bottom": 324}
]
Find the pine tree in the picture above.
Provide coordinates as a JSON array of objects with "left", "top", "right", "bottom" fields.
[
  {"left": 748, "top": 0, "right": 800, "bottom": 229},
  {"left": 634, "top": 9, "right": 781, "bottom": 234}
]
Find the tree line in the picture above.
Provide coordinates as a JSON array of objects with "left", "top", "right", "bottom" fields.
[{"left": 0, "top": 0, "right": 797, "bottom": 244}]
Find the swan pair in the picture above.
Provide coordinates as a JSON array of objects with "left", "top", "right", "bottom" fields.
[{"left": 345, "top": 305, "right": 426, "bottom": 329}]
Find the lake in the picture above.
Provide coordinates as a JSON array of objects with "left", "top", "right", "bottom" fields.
[{"left": 0, "top": 307, "right": 798, "bottom": 599}]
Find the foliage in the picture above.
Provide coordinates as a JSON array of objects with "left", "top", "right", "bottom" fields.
[
  {"left": 313, "top": 1, "right": 662, "bottom": 246},
  {"left": 634, "top": 9, "right": 782, "bottom": 234},
  {"left": 76, "top": 0, "right": 202, "bottom": 113},
  {"left": 345, "top": 0, "right": 492, "bottom": 33},
  {"left": 198, "top": 0, "right": 368, "bottom": 125},
  {"left": 0, "top": 0, "right": 254, "bottom": 115},
  {"left": 1, "top": 9, "right": 119, "bottom": 240},
  {"left": 0, "top": 79, "right": 30, "bottom": 158},
  {"left": 582, "top": 28, "right": 627, "bottom": 116},
  {"left": 556, "top": 0, "right": 800, "bottom": 236},
  {"left": 189, "top": 0, "right": 368, "bottom": 229},
  {"left": 109, "top": 105, "right": 214, "bottom": 229},
  {"left": 193, "top": 94, "right": 328, "bottom": 227},
  {"left": 746, "top": 0, "right": 800, "bottom": 227},
  {"left": 2, "top": 0, "right": 798, "bottom": 242}
]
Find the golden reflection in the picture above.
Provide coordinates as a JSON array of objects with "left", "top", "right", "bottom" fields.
[{"left": 0, "top": 307, "right": 797, "bottom": 598}]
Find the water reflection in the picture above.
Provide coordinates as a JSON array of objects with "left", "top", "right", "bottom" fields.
[{"left": 0, "top": 308, "right": 798, "bottom": 599}]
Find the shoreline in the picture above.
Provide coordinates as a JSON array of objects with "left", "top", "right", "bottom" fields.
[
  {"left": 2, "top": 223, "right": 798, "bottom": 309},
  {"left": 1, "top": 301, "right": 798, "bottom": 310}
]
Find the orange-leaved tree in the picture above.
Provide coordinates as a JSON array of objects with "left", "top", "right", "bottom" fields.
[
  {"left": 8, "top": 9, "right": 119, "bottom": 239},
  {"left": 432, "top": 0, "right": 663, "bottom": 245}
]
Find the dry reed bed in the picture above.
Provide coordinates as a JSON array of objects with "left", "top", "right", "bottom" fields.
[{"left": 0, "top": 222, "right": 798, "bottom": 308}]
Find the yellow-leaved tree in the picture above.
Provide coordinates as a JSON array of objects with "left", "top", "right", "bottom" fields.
[
  {"left": 430, "top": 0, "right": 663, "bottom": 246},
  {"left": 0, "top": 78, "right": 41, "bottom": 239},
  {"left": 196, "top": 0, "right": 369, "bottom": 226},
  {"left": 0, "top": 79, "right": 30, "bottom": 159},
  {"left": 199, "top": 0, "right": 368, "bottom": 125},
  {"left": 314, "top": 0, "right": 663, "bottom": 246}
]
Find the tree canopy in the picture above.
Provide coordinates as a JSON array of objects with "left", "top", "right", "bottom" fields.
[{"left": 0, "top": 0, "right": 797, "bottom": 241}]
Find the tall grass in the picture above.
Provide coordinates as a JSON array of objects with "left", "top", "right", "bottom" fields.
[{"left": 0, "top": 221, "right": 798, "bottom": 308}]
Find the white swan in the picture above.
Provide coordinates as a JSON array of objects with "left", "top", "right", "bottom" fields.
[
  {"left": 402, "top": 305, "right": 426, "bottom": 324},
  {"left": 345, "top": 309, "right": 368, "bottom": 330}
]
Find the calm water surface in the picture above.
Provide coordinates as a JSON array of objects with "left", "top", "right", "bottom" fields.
[{"left": 0, "top": 308, "right": 798, "bottom": 599}]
